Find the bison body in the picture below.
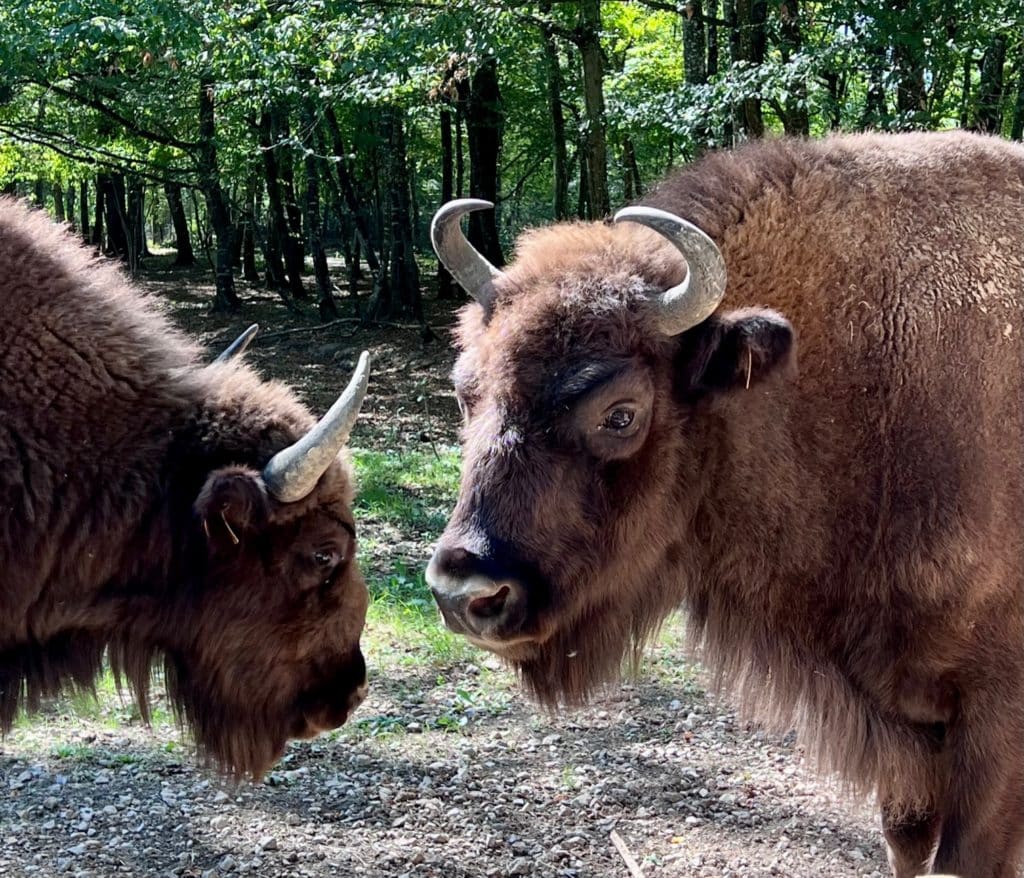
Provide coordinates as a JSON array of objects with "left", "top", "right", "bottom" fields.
[
  {"left": 0, "top": 199, "right": 370, "bottom": 777},
  {"left": 428, "top": 132, "right": 1024, "bottom": 875}
]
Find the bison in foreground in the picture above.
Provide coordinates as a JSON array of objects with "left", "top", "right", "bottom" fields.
[
  {"left": 428, "top": 131, "right": 1024, "bottom": 876},
  {"left": 0, "top": 198, "right": 370, "bottom": 778}
]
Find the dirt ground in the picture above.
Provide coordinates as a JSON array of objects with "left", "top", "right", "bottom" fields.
[{"left": 1, "top": 261, "right": 891, "bottom": 877}]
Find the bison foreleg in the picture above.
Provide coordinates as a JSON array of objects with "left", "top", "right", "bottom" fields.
[{"left": 882, "top": 802, "right": 941, "bottom": 878}]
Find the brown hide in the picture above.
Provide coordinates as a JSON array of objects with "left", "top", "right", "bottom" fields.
[
  {"left": 429, "top": 132, "right": 1024, "bottom": 876},
  {"left": 0, "top": 198, "right": 369, "bottom": 778}
]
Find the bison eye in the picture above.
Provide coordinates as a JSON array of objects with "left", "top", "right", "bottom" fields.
[
  {"left": 601, "top": 407, "right": 635, "bottom": 431},
  {"left": 313, "top": 550, "right": 336, "bottom": 568}
]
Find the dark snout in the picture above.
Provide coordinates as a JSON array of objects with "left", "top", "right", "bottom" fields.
[
  {"left": 297, "top": 648, "right": 368, "bottom": 737},
  {"left": 426, "top": 543, "right": 530, "bottom": 643}
]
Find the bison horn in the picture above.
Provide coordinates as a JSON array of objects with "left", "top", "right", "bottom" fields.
[
  {"left": 614, "top": 207, "right": 727, "bottom": 335},
  {"left": 430, "top": 199, "right": 505, "bottom": 308},
  {"left": 213, "top": 324, "right": 259, "bottom": 363},
  {"left": 262, "top": 351, "right": 371, "bottom": 503}
]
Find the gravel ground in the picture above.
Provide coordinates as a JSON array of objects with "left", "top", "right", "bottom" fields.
[
  {"left": 2, "top": 263, "right": 892, "bottom": 877},
  {"left": 1, "top": 649, "right": 888, "bottom": 878}
]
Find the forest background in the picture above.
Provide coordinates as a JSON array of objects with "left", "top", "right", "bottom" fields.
[{"left": 0, "top": 0, "right": 1021, "bottom": 325}]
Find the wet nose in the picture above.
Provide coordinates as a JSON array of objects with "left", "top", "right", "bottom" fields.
[{"left": 426, "top": 545, "right": 528, "bottom": 641}]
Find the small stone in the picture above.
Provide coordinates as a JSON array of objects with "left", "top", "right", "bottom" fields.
[
  {"left": 257, "top": 836, "right": 278, "bottom": 851},
  {"left": 212, "top": 792, "right": 230, "bottom": 805},
  {"left": 218, "top": 854, "right": 237, "bottom": 873},
  {"left": 509, "top": 857, "right": 532, "bottom": 876}
]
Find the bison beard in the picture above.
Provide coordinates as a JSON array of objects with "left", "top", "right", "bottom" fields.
[
  {"left": 0, "top": 198, "right": 370, "bottom": 779},
  {"left": 429, "top": 132, "right": 1024, "bottom": 876}
]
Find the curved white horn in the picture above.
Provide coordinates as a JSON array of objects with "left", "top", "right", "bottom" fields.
[
  {"left": 614, "top": 207, "right": 727, "bottom": 335},
  {"left": 262, "top": 351, "right": 371, "bottom": 503},
  {"left": 430, "top": 199, "right": 505, "bottom": 308},
  {"left": 214, "top": 324, "right": 259, "bottom": 363}
]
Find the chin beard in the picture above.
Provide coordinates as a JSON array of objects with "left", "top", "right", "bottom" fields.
[
  {"left": 162, "top": 658, "right": 290, "bottom": 780},
  {"left": 512, "top": 604, "right": 660, "bottom": 707}
]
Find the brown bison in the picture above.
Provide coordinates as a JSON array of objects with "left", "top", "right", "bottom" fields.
[
  {"left": 427, "top": 131, "right": 1024, "bottom": 877},
  {"left": 0, "top": 198, "right": 371, "bottom": 778}
]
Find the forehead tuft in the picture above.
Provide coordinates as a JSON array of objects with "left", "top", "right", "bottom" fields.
[{"left": 454, "top": 222, "right": 686, "bottom": 365}]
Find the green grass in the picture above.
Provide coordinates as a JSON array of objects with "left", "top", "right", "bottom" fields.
[
  {"left": 352, "top": 447, "right": 460, "bottom": 535},
  {"left": 351, "top": 447, "right": 477, "bottom": 670}
]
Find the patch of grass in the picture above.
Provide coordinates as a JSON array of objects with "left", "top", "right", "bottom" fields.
[
  {"left": 362, "top": 564, "right": 475, "bottom": 669},
  {"left": 352, "top": 447, "right": 460, "bottom": 536}
]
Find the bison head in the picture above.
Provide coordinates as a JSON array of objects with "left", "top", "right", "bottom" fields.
[
  {"left": 131, "top": 352, "right": 372, "bottom": 778},
  {"left": 427, "top": 202, "right": 795, "bottom": 703}
]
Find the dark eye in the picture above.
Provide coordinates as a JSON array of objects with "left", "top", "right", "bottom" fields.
[
  {"left": 313, "top": 550, "right": 336, "bottom": 568},
  {"left": 600, "top": 407, "right": 635, "bottom": 431}
]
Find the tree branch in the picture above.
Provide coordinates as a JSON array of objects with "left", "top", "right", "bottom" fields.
[{"left": 32, "top": 79, "right": 199, "bottom": 152}]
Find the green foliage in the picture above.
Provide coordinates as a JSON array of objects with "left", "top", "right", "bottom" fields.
[{"left": 1, "top": 0, "right": 1020, "bottom": 236}]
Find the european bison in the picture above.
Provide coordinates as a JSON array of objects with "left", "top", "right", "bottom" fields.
[
  {"left": 427, "top": 131, "right": 1024, "bottom": 876},
  {"left": 0, "top": 198, "right": 370, "bottom": 778}
]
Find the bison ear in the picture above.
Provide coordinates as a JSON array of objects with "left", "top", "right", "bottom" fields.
[
  {"left": 194, "top": 466, "right": 270, "bottom": 549},
  {"left": 678, "top": 308, "right": 795, "bottom": 396}
]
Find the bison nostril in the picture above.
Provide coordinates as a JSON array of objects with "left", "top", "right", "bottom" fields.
[{"left": 467, "top": 584, "right": 510, "bottom": 620}]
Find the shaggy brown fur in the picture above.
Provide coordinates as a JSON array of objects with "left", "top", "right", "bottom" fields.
[
  {"left": 429, "top": 132, "right": 1024, "bottom": 876},
  {"left": 0, "top": 198, "right": 369, "bottom": 779}
]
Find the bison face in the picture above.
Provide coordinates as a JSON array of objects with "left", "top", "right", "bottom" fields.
[
  {"left": 172, "top": 460, "right": 369, "bottom": 778},
  {"left": 427, "top": 206, "right": 794, "bottom": 703}
]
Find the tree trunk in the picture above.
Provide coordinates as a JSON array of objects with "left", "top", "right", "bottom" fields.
[
  {"left": 257, "top": 112, "right": 292, "bottom": 291},
  {"left": 972, "top": 35, "right": 1007, "bottom": 134},
  {"left": 891, "top": 1, "right": 928, "bottom": 128},
  {"left": 91, "top": 175, "right": 105, "bottom": 249},
  {"left": 721, "top": 0, "right": 738, "bottom": 142},
  {"left": 241, "top": 177, "right": 260, "bottom": 283},
  {"left": 260, "top": 110, "right": 305, "bottom": 301},
  {"left": 165, "top": 182, "right": 195, "bottom": 267},
  {"left": 777, "top": 0, "right": 809, "bottom": 135},
  {"left": 323, "top": 105, "right": 384, "bottom": 281},
  {"left": 463, "top": 57, "right": 504, "bottom": 265},
  {"left": 127, "top": 177, "right": 147, "bottom": 270},
  {"left": 302, "top": 102, "right": 338, "bottom": 321},
  {"left": 682, "top": 0, "right": 711, "bottom": 150},
  {"left": 735, "top": 0, "right": 766, "bottom": 138},
  {"left": 1012, "top": 46, "right": 1024, "bottom": 141},
  {"left": 455, "top": 109, "right": 465, "bottom": 198},
  {"left": 683, "top": 0, "right": 707, "bottom": 86},
  {"left": 579, "top": 0, "right": 610, "bottom": 218},
  {"left": 621, "top": 137, "right": 643, "bottom": 200},
  {"left": 198, "top": 75, "right": 239, "bottom": 312},
  {"left": 53, "top": 183, "right": 65, "bottom": 222},
  {"left": 860, "top": 38, "right": 889, "bottom": 128},
  {"left": 101, "top": 173, "right": 130, "bottom": 261},
  {"left": 276, "top": 111, "right": 307, "bottom": 294},
  {"left": 65, "top": 184, "right": 75, "bottom": 231},
  {"left": 370, "top": 106, "right": 422, "bottom": 324},
  {"left": 78, "top": 180, "right": 90, "bottom": 243},
  {"left": 707, "top": 0, "right": 719, "bottom": 77},
  {"left": 540, "top": 0, "right": 570, "bottom": 219},
  {"left": 959, "top": 51, "right": 973, "bottom": 128},
  {"left": 437, "top": 107, "right": 457, "bottom": 300}
]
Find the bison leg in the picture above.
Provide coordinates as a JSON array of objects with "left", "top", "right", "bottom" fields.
[
  {"left": 931, "top": 767, "right": 1024, "bottom": 878},
  {"left": 882, "top": 803, "right": 941, "bottom": 877},
  {"left": 926, "top": 705, "right": 1024, "bottom": 878}
]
